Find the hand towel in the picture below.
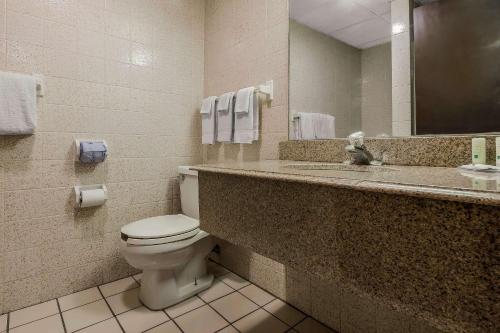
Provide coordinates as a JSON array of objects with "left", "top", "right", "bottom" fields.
[
  {"left": 216, "top": 92, "right": 235, "bottom": 142},
  {"left": 234, "top": 87, "right": 259, "bottom": 144},
  {"left": 201, "top": 96, "right": 218, "bottom": 145},
  {"left": 0, "top": 72, "right": 37, "bottom": 135},
  {"left": 315, "top": 114, "right": 335, "bottom": 139},
  {"left": 294, "top": 112, "right": 315, "bottom": 140}
]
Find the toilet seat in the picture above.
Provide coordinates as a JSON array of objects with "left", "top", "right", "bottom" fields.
[{"left": 121, "top": 214, "right": 200, "bottom": 246}]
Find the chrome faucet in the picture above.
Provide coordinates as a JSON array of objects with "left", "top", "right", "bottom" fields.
[{"left": 345, "top": 132, "right": 375, "bottom": 165}]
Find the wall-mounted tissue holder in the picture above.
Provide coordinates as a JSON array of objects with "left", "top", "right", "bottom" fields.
[
  {"left": 74, "top": 185, "right": 108, "bottom": 209},
  {"left": 75, "top": 139, "right": 108, "bottom": 163}
]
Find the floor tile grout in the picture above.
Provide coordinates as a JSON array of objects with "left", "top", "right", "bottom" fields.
[
  {"left": 61, "top": 298, "right": 102, "bottom": 314},
  {"left": 72, "top": 316, "right": 119, "bottom": 333},
  {"left": 7, "top": 308, "right": 62, "bottom": 331},
  {"left": 7, "top": 313, "right": 63, "bottom": 332},
  {"left": 139, "top": 318, "right": 179, "bottom": 333},
  {"left": 55, "top": 298, "right": 68, "bottom": 333},
  {"left": 216, "top": 276, "right": 295, "bottom": 329},
  {"left": 291, "top": 316, "right": 308, "bottom": 330},
  {"left": 195, "top": 288, "right": 233, "bottom": 328},
  {"left": 169, "top": 319, "right": 185, "bottom": 333},
  {"left": 209, "top": 259, "right": 314, "bottom": 332},
  {"left": 4, "top": 275, "right": 138, "bottom": 317},
  {"left": 211, "top": 263, "right": 312, "bottom": 331},
  {"left": 97, "top": 284, "right": 125, "bottom": 333},
  {"left": 162, "top": 298, "right": 205, "bottom": 320},
  {"left": 215, "top": 324, "right": 240, "bottom": 333},
  {"left": 2, "top": 261, "right": 331, "bottom": 333}
]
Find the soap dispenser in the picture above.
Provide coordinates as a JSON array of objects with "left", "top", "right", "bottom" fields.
[
  {"left": 496, "top": 137, "right": 500, "bottom": 167},
  {"left": 471, "top": 138, "right": 486, "bottom": 165}
]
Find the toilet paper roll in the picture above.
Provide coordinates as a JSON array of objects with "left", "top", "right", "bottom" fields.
[{"left": 79, "top": 189, "right": 107, "bottom": 208}]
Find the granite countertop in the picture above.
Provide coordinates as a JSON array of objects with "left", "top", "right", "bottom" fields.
[{"left": 193, "top": 160, "right": 500, "bottom": 206}]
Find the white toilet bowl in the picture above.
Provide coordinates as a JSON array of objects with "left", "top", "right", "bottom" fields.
[{"left": 120, "top": 167, "right": 214, "bottom": 310}]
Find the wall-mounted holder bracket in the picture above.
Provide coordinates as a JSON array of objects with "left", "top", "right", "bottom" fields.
[
  {"left": 256, "top": 80, "right": 274, "bottom": 104},
  {"left": 74, "top": 184, "right": 108, "bottom": 209},
  {"left": 74, "top": 139, "right": 108, "bottom": 162},
  {"left": 33, "top": 73, "right": 44, "bottom": 97}
]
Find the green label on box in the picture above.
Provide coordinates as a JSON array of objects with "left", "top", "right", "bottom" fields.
[{"left": 474, "top": 154, "right": 479, "bottom": 158}]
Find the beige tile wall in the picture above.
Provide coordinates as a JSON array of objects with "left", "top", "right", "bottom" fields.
[
  {"left": 0, "top": 0, "right": 204, "bottom": 313},
  {"left": 203, "top": 0, "right": 289, "bottom": 162},
  {"left": 289, "top": 20, "right": 362, "bottom": 139},
  {"left": 361, "top": 43, "right": 392, "bottom": 137},
  {"left": 391, "top": 0, "right": 412, "bottom": 136}
]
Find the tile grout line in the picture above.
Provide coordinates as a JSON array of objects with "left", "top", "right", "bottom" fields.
[
  {"left": 214, "top": 324, "right": 239, "bottom": 333},
  {"left": 196, "top": 287, "right": 239, "bottom": 331},
  {"left": 101, "top": 285, "right": 140, "bottom": 299},
  {"left": 217, "top": 276, "right": 295, "bottom": 329},
  {"left": 72, "top": 316, "right": 123, "bottom": 333},
  {"left": 214, "top": 265, "right": 313, "bottom": 331},
  {"left": 4, "top": 264, "right": 325, "bottom": 333},
  {"left": 212, "top": 261, "right": 319, "bottom": 330},
  {"left": 55, "top": 299, "right": 68, "bottom": 333},
  {"left": 3, "top": 274, "right": 138, "bottom": 321},
  {"left": 163, "top": 298, "right": 205, "bottom": 320},
  {"left": 291, "top": 316, "right": 308, "bottom": 330},
  {"left": 162, "top": 307, "right": 186, "bottom": 333},
  {"left": 169, "top": 319, "right": 185, "bottom": 333},
  {"left": 5, "top": 311, "right": 62, "bottom": 331},
  {"left": 197, "top": 285, "right": 277, "bottom": 333},
  {"left": 97, "top": 286, "right": 125, "bottom": 333},
  {"left": 144, "top": 313, "right": 184, "bottom": 333}
]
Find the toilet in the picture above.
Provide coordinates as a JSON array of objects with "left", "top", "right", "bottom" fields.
[{"left": 121, "top": 166, "right": 214, "bottom": 310}]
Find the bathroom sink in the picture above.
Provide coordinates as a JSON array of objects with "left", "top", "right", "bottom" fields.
[{"left": 282, "top": 163, "right": 398, "bottom": 173}]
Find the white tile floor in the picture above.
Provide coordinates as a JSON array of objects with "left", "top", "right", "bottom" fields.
[{"left": 0, "top": 261, "right": 337, "bottom": 333}]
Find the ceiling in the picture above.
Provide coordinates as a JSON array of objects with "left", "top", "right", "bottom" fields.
[{"left": 290, "top": 0, "right": 392, "bottom": 49}]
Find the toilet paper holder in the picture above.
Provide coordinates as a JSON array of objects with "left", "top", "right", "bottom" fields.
[{"left": 74, "top": 184, "right": 108, "bottom": 209}]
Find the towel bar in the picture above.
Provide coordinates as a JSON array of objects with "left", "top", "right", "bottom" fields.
[{"left": 255, "top": 80, "right": 273, "bottom": 102}]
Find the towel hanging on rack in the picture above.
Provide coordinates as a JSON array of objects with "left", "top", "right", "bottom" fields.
[
  {"left": 216, "top": 92, "right": 235, "bottom": 142},
  {"left": 234, "top": 87, "right": 259, "bottom": 144},
  {"left": 201, "top": 96, "right": 218, "bottom": 145},
  {"left": 0, "top": 71, "right": 38, "bottom": 135}
]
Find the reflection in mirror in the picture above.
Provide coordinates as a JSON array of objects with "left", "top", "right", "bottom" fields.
[{"left": 289, "top": 0, "right": 393, "bottom": 139}]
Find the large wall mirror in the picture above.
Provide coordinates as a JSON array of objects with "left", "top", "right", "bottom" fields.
[{"left": 288, "top": 0, "right": 500, "bottom": 139}]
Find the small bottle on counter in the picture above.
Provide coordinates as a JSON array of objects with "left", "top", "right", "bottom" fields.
[
  {"left": 496, "top": 137, "right": 500, "bottom": 167},
  {"left": 471, "top": 138, "right": 486, "bottom": 165}
]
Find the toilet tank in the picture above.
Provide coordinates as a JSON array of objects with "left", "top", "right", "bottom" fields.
[{"left": 178, "top": 166, "right": 199, "bottom": 219}]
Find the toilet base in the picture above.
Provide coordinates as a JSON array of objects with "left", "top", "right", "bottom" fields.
[{"left": 139, "top": 269, "right": 214, "bottom": 310}]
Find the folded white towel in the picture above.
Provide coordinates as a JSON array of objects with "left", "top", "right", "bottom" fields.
[
  {"left": 294, "top": 112, "right": 315, "bottom": 140},
  {"left": 293, "top": 112, "right": 336, "bottom": 140},
  {"left": 0, "top": 72, "right": 37, "bottom": 135},
  {"left": 234, "top": 87, "right": 258, "bottom": 144},
  {"left": 201, "top": 96, "right": 217, "bottom": 145},
  {"left": 216, "top": 92, "right": 235, "bottom": 143},
  {"left": 316, "top": 113, "right": 335, "bottom": 139}
]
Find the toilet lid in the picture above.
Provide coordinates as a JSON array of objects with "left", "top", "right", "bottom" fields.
[{"left": 121, "top": 214, "right": 200, "bottom": 239}]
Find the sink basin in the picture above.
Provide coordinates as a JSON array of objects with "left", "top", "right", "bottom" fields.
[{"left": 283, "top": 163, "right": 398, "bottom": 172}]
